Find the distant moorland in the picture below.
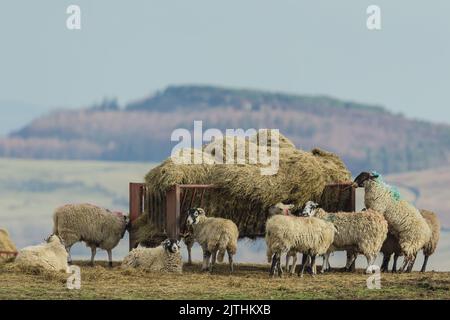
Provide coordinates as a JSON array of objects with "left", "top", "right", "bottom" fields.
[{"left": 1, "top": 85, "right": 450, "bottom": 175}]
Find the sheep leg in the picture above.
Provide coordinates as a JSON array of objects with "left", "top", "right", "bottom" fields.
[
  {"left": 345, "top": 253, "right": 357, "bottom": 272},
  {"left": 276, "top": 254, "right": 283, "bottom": 277},
  {"left": 290, "top": 253, "right": 297, "bottom": 275},
  {"left": 184, "top": 237, "right": 193, "bottom": 265},
  {"left": 406, "top": 254, "right": 417, "bottom": 273},
  {"left": 381, "top": 253, "right": 391, "bottom": 272},
  {"left": 321, "top": 253, "right": 329, "bottom": 273},
  {"left": 399, "top": 256, "right": 410, "bottom": 273},
  {"left": 392, "top": 254, "right": 399, "bottom": 273},
  {"left": 202, "top": 250, "right": 211, "bottom": 272},
  {"left": 209, "top": 250, "right": 217, "bottom": 272},
  {"left": 107, "top": 249, "right": 113, "bottom": 268},
  {"left": 227, "top": 249, "right": 234, "bottom": 273},
  {"left": 270, "top": 253, "right": 278, "bottom": 277},
  {"left": 420, "top": 255, "right": 429, "bottom": 273},
  {"left": 285, "top": 254, "right": 291, "bottom": 273},
  {"left": 365, "top": 254, "right": 376, "bottom": 274},
  {"left": 66, "top": 245, "right": 73, "bottom": 264},
  {"left": 298, "top": 254, "right": 309, "bottom": 278},
  {"left": 89, "top": 246, "right": 96, "bottom": 266},
  {"left": 310, "top": 255, "right": 317, "bottom": 276}
]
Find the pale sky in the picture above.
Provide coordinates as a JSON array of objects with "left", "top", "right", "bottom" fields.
[{"left": 0, "top": 0, "right": 449, "bottom": 130}]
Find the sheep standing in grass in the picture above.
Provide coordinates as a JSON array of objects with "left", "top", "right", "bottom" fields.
[
  {"left": 265, "top": 214, "right": 335, "bottom": 277},
  {"left": 355, "top": 172, "right": 432, "bottom": 272},
  {"left": 381, "top": 209, "right": 440, "bottom": 273},
  {"left": 301, "top": 201, "right": 388, "bottom": 273},
  {"left": 122, "top": 239, "right": 182, "bottom": 273},
  {"left": 268, "top": 203, "right": 298, "bottom": 272},
  {"left": 53, "top": 203, "right": 130, "bottom": 267},
  {"left": 186, "top": 208, "right": 239, "bottom": 272},
  {"left": 15, "top": 235, "right": 68, "bottom": 272}
]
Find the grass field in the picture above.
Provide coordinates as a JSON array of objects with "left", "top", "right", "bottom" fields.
[{"left": 1, "top": 261, "right": 449, "bottom": 300}]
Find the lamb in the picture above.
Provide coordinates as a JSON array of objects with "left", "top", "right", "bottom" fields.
[
  {"left": 301, "top": 201, "right": 388, "bottom": 273},
  {"left": 265, "top": 214, "right": 335, "bottom": 277},
  {"left": 53, "top": 203, "right": 130, "bottom": 267},
  {"left": 15, "top": 235, "right": 68, "bottom": 272},
  {"left": 186, "top": 208, "right": 239, "bottom": 272},
  {"left": 354, "top": 172, "right": 432, "bottom": 272},
  {"left": 380, "top": 209, "right": 441, "bottom": 273},
  {"left": 122, "top": 239, "right": 182, "bottom": 273}
]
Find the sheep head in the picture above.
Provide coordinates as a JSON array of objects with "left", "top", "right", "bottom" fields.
[
  {"left": 162, "top": 238, "right": 181, "bottom": 254},
  {"left": 186, "top": 208, "right": 206, "bottom": 225},
  {"left": 268, "top": 203, "right": 294, "bottom": 216},
  {"left": 354, "top": 171, "right": 380, "bottom": 187},
  {"left": 301, "top": 201, "right": 320, "bottom": 217}
]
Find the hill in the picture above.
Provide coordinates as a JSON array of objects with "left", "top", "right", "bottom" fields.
[{"left": 1, "top": 85, "right": 450, "bottom": 174}]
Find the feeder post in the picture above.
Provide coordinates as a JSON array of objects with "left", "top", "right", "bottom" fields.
[
  {"left": 129, "top": 182, "right": 145, "bottom": 251},
  {"left": 166, "top": 184, "right": 181, "bottom": 239}
]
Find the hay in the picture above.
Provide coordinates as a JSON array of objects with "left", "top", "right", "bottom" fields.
[
  {"left": 131, "top": 214, "right": 164, "bottom": 247},
  {"left": 145, "top": 148, "right": 214, "bottom": 201},
  {"left": 138, "top": 131, "right": 352, "bottom": 241},
  {"left": 0, "top": 229, "right": 17, "bottom": 263}
]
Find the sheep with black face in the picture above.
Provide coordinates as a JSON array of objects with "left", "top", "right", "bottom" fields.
[
  {"left": 186, "top": 208, "right": 239, "bottom": 273},
  {"left": 122, "top": 238, "right": 182, "bottom": 273}
]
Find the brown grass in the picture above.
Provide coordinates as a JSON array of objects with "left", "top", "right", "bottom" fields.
[{"left": 1, "top": 261, "right": 449, "bottom": 300}]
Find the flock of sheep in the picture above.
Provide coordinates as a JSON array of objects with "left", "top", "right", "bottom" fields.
[{"left": 10, "top": 171, "right": 440, "bottom": 278}]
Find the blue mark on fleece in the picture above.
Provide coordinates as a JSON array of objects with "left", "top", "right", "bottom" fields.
[{"left": 371, "top": 171, "right": 402, "bottom": 201}]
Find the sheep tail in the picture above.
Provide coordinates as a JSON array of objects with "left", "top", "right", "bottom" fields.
[{"left": 217, "top": 249, "right": 226, "bottom": 263}]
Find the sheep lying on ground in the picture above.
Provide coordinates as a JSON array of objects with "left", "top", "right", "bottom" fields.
[
  {"left": 122, "top": 239, "right": 182, "bottom": 273},
  {"left": 301, "top": 201, "right": 388, "bottom": 273},
  {"left": 186, "top": 208, "right": 239, "bottom": 272},
  {"left": 53, "top": 203, "right": 130, "bottom": 267},
  {"left": 381, "top": 209, "right": 441, "bottom": 272},
  {"left": 265, "top": 214, "right": 335, "bottom": 277},
  {"left": 355, "top": 172, "right": 432, "bottom": 272},
  {"left": 15, "top": 235, "right": 68, "bottom": 272}
]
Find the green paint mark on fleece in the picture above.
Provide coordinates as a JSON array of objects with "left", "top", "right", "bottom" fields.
[{"left": 371, "top": 171, "right": 402, "bottom": 201}]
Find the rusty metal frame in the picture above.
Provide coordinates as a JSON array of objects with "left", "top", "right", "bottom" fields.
[
  {"left": 129, "top": 181, "right": 358, "bottom": 250},
  {"left": 166, "top": 184, "right": 216, "bottom": 239},
  {"left": 129, "top": 182, "right": 146, "bottom": 250}
]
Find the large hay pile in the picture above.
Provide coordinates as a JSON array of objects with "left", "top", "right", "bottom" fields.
[
  {"left": 0, "top": 229, "right": 17, "bottom": 263},
  {"left": 138, "top": 132, "right": 351, "bottom": 243}
]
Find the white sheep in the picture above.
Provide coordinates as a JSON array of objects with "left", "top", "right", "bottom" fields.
[
  {"left": 268, "top": 203, "right": 298, "bottom": 272},
  {"left": 355, "top": 172, "right": 432, "bottom": 272},
  {"left": 15, "top": 235, "right": 68, "bottom": 272},
  {"left": 265, "top": 214, "right": 335, "bottom": 277},
  {"left": 380, "top": 209, "right": 441, "bottom": 273},
  {"left": 301, "top": 201, "right": 388, "bottom": 273},
  {"left": 122, "top": 239, "right": 182, "bottom": 273},
  {"left": 53, "top": 203, "right": 130, "bottom": 267},
  {"left": 186, "top": 208, "right": 239, "bottom": 272}
]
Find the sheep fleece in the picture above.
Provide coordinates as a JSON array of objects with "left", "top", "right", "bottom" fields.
[
  {"left": 314, "top": 208, "right": 388, "bottom": 256},
  {"left": 15, "top": 236, "right": 68, "bottom": 271},
  {"left": 364, "top": 180, "right": 431, "bottom": 257},
  {"left": 192, "top": 216, "right": 239, "bottom": 262},
  {"left": 122, "top": 246, "right": 182, "bottom": 273},
  {"left": 265, "top": 215, "right": 335, "bottom": 261},
  {"left": 53, "top": 204, "right": 125, "bottom": 250},
  {"left": 382, "top": 209, "right": 440, "bottom": 257}
]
